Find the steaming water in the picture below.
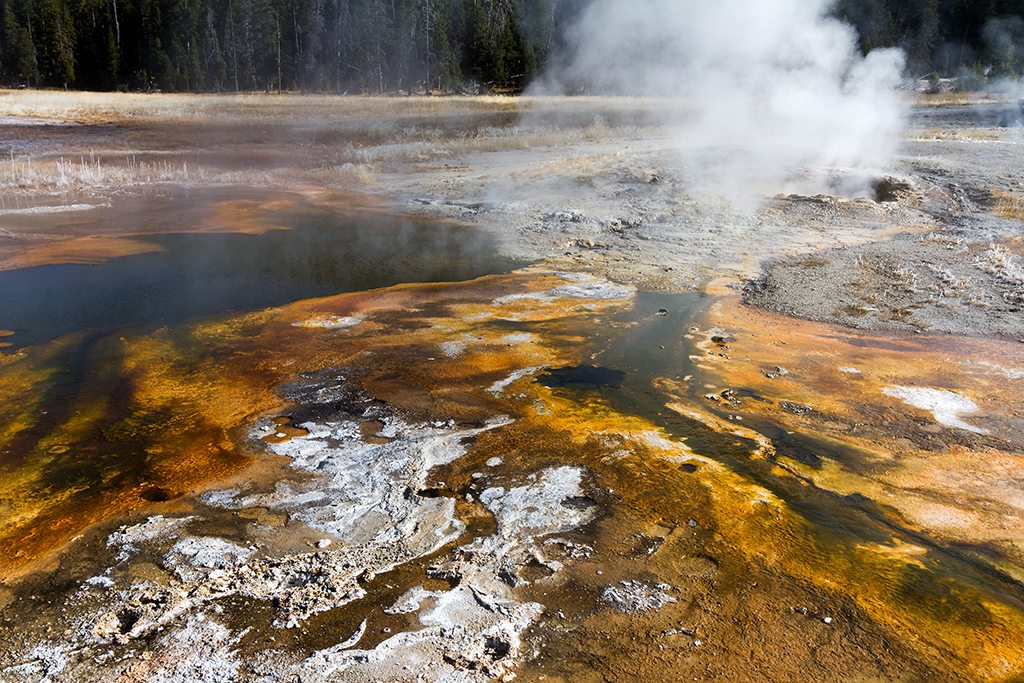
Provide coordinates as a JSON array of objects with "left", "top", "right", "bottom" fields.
[
  {"left": 0, "top": 205, "right": 520, "bottom": 351},
  {"left": 532, "top": 0, "right": 906, "bottom": 198}
]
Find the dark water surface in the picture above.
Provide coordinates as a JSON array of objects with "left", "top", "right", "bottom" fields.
[{"left": 0, "top": 205, "right": 520, "bottom": 350}]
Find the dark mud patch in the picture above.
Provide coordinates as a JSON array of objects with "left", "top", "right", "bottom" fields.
[
  {"left": 561, "top": 495, "right": 599, "bottom": 510},
  {"left": 777, "top": 444, "right": 823, "bottom": 467}
]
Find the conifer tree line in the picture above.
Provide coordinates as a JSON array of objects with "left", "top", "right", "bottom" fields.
[
  {"left": 2, "top": 0, "right": 1024, "bottom": 93},
  {"left": 834, "top": 0, "right": 1024, "bottom": 83},
  {"left": 0, "top": 0, "right": 587, "bottom": 92}
]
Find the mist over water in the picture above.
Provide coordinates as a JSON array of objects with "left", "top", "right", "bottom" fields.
[{"left": 532, "top": 0, "right": 907, "bottom": 199}]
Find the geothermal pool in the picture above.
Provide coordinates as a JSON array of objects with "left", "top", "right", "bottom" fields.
[
  {"left": 0, "top": 191, "right": 518, "bottom": 351},
  {"left": 1, "top": 195, "right": 1024, "bottom": 683}
]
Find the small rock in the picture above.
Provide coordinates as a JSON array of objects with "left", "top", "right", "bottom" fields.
[
  {"left": 761, "top": 366, "right": 789, "bottom": 379},
  {"left": 823, "top": 617, "right": 833, "bottom": 624},
  {"left": 603, "top": 581, "right": 677, "bottom": 613},
  {"left": 781, "top": 401, "right": 813, "bottom": 415},
  {"left": 316, "top": 539, "right": 332, "bottom": 548}
]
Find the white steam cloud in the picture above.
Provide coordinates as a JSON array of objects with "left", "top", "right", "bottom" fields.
[{"left": 533, "top": 0, "right": 907, "bottom": 198}]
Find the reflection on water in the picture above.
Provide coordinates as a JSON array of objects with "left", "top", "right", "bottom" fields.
[
  {"left": 0, "top": 203, "right": 519, "bottom": 350},
  {"left": 536, "top": 364, "right": 626, "bottom": 388}
]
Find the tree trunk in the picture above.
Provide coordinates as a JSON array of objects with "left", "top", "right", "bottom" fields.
[
  {"left": 26, "top": 0, "right": 40, "bottom": 87},
  {"left": 112, "top": 0, "right": 120, "bottom": 47},
  {"left": 229, "top": 0, "right": 239, "bottom": 91}
]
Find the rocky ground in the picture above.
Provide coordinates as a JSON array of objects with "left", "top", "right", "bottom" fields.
[
  {"left": 745, "top": 106, "right": 1024, "bottom": 339},
  {"left": 371, "top": 96, "right": 1024, "bottom": 339}
]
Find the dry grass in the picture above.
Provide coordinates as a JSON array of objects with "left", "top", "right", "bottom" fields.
[
  {"left": 335, "top": 123, "right": 637, "bottom": 166},
  {"left": 976, "top": 243, "right": 1024, "bottom": 282},
  {"left": 993, "top": 189, "right": 1024, "bottom": 221},
  {"left": 909, "top": 127, "right": 1005, "bottom": 142},
  {"left": 0, "top": 90, "right": 525, "bottom": 124},
  {"left": 313, "top": 162, "right": 377, "bottom": 187},
  {"left": 889, "top": 264, "right": 922, "bottom": 293},
  {"left": 512, "top": 150, "right": 624, "bottom": 185},
  {"left": 1, "top": 151, "right": 200, "bottom": 188},
  {"left": 911, "top": 92, "right": 1015, "bottom": 108},
  {"left": 926, "top": 263, "right": 974, "bottom": 298},
  {"left": 0, "top": 89, "right": 663, "bottom": 131},
  {"left": 0, "top": 89, "right": 663, "bottom": 191},
  {"left": 975, "top": 242, "right": 1024, "bottom": 304}
]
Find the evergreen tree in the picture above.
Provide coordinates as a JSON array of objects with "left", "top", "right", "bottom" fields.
[
  {"left": 1, "top": 0, "right": 1019, "bottom": 93},
  {"left": 2, "top": 0, "right": 41, "bottom": 85}
]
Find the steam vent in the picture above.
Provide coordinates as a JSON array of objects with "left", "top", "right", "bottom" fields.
[{"left": 4, "top": 4, "right": 1024, "bottom": 681}]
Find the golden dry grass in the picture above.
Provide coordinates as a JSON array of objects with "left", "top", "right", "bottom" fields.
[
  {"left": 908, "top": 127, "right": 1005, "bottom": 142},
  {"left": 0, "top": 89, "right": 663, "bottom": 191},
  {"left": 911, "top": 91, "right": 1016, "bottom": 107},
  {"left": 993, "top": 189, "right": 1024, "bottom": 221},
  {"left": 0, "top": 89, "right": 664, "bottom": 128},
  {"left": 0, "top": 90, "right": 524, "bottom": 124},
  {"left": 512, "top": 150, "right": 623, "bottom": 185}
]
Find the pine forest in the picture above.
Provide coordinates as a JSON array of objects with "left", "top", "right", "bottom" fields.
[{"left": 3, "top": 0, "right": 1024, "bottom": 94}]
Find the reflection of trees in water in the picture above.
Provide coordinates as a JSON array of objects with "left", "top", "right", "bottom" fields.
[{"left": 0, "top": 204, "right": 517, "bottom": 351}]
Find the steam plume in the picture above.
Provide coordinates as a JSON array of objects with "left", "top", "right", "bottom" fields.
[{"left": 532, "top": 0, "right": 907, "bottom": 198}]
